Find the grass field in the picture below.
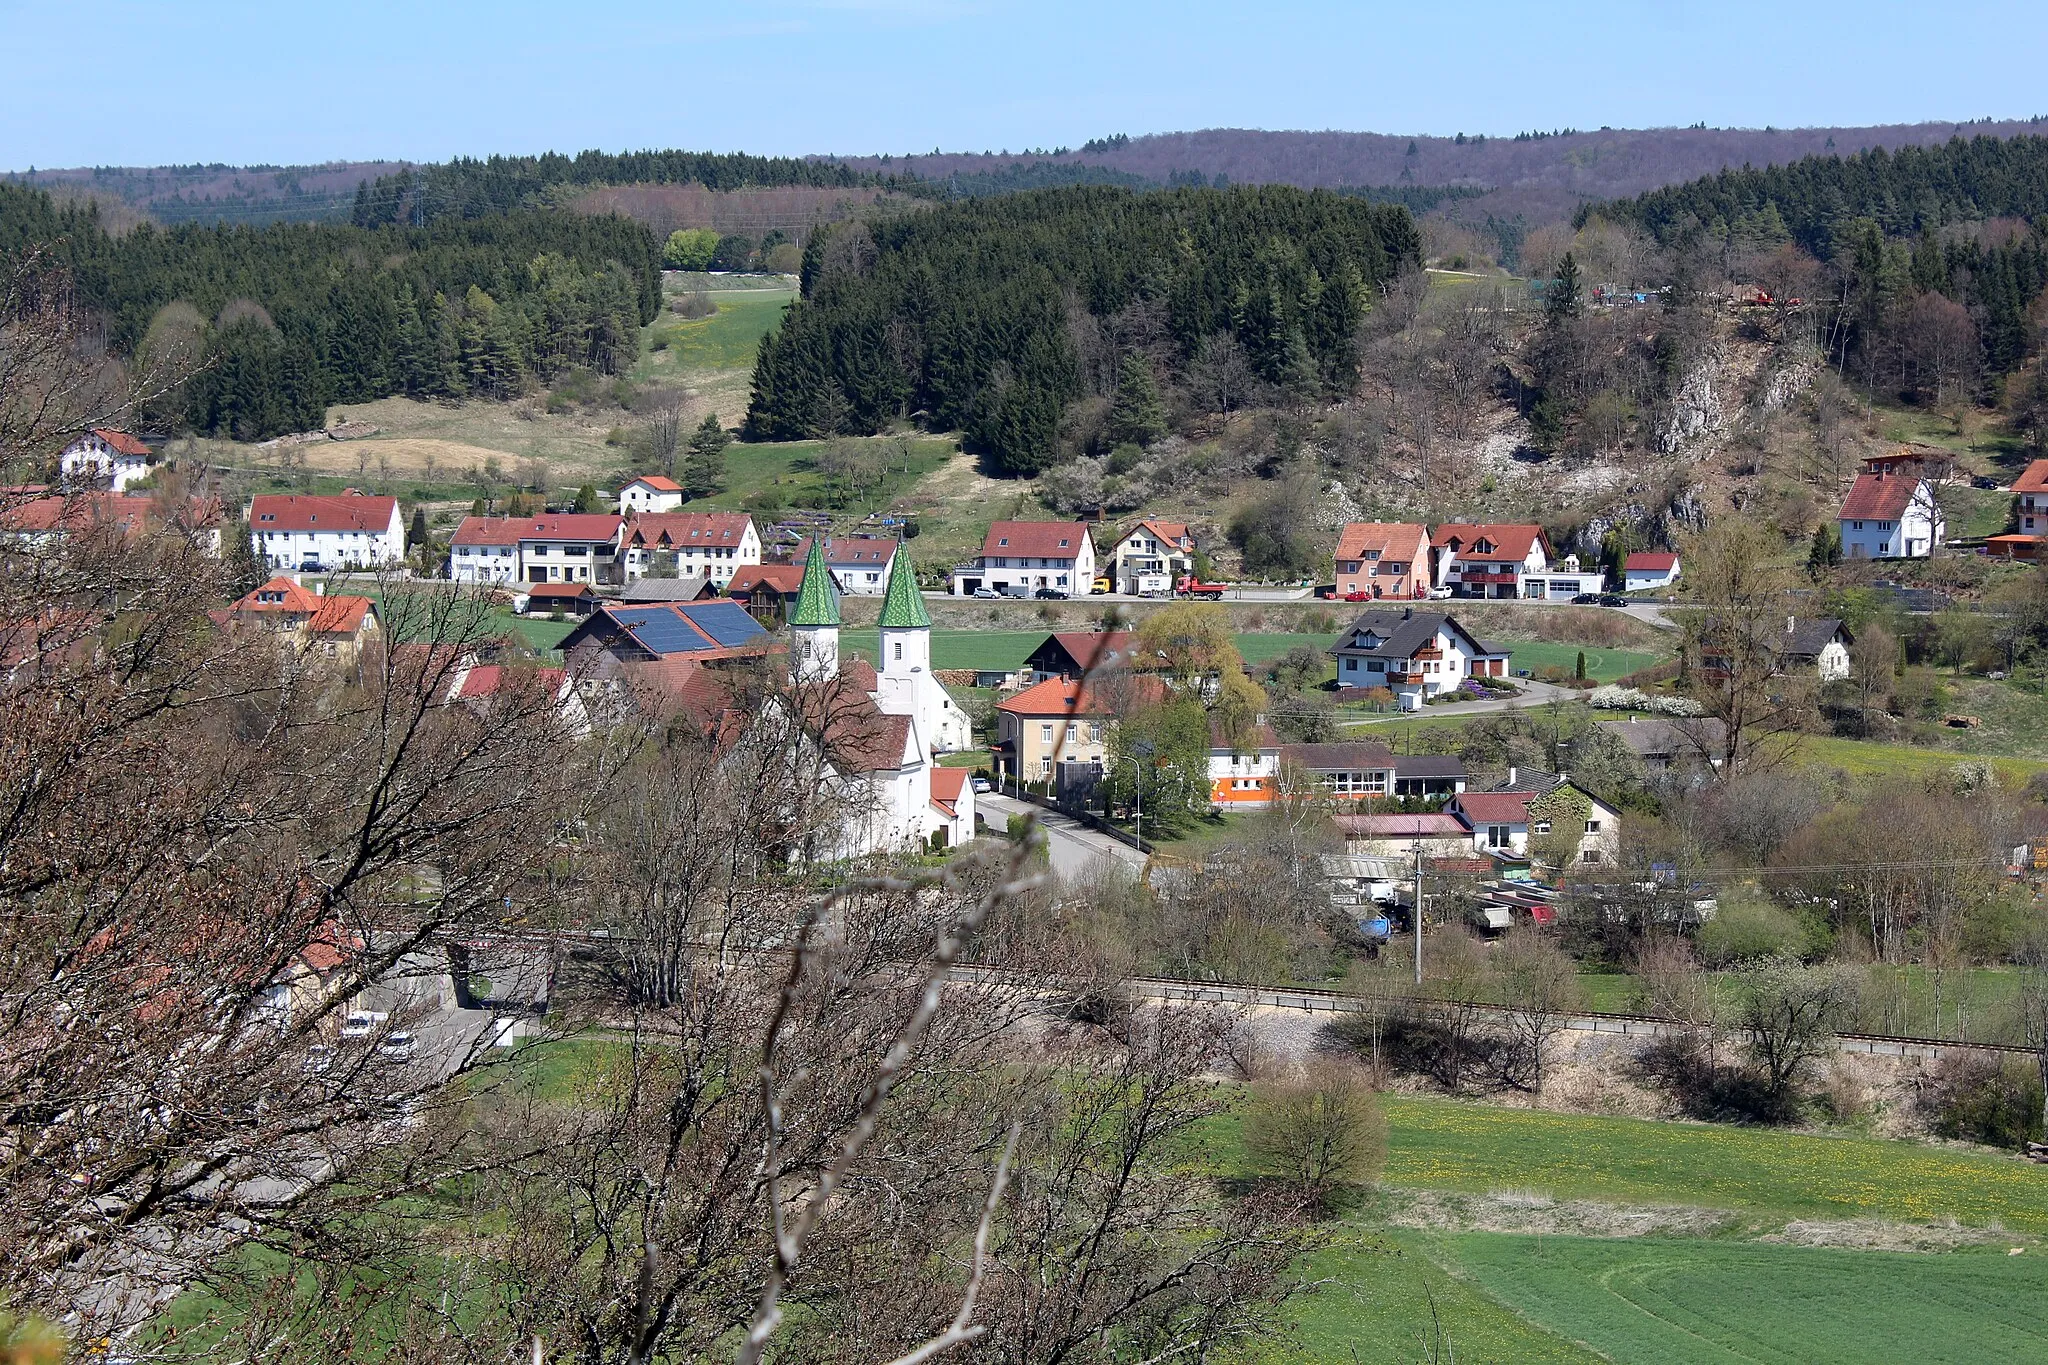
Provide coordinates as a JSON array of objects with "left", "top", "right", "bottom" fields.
[
  {"left": 1372, "top": 1096, "right": 2048, "bottom": 1232},
  {"left": 1791, "top": 733, "right": 2048, "bottom": 784},
  {"left": 693, "top": 434, "right": 959, "bottom": 518},
  {"left": 1497, "top": 640, "right": 1663, "bottom": 681},
  {"left": 1431, "top": 1232, "right": 2048, "bottom": 1364},
  {"left": 840, "top": 628, "right": 1046, "bottom": 671}
]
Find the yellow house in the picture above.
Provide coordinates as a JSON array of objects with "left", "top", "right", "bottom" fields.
[
  {"left": 226, "top": 575, "right": 382, "bottom": 668},
  {"left": 994, "top": 677, "right": 1115, "bottom": 782}
]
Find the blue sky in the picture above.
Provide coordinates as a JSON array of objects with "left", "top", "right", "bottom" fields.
[{"left": 1, "top": 0, "right": 2040, "bottom": 168}]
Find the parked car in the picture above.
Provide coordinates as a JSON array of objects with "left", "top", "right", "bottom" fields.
[
  {"left": 1427, "top": 586, "right": 1452, "bottom": 599},
  {"left": 377, "top": 1031, "right": 418, "bottom": 1059},
  {"left": 1571, "top": 592, "right": 1600, "bottom": 604},
  {"left": 970, "top": 776, "right": 992, "bottom": 794},
  {"left": 338, "top": 1012, "right": 379, "bottom": 1041},
  {"left": 1343, "top": 589, "right": 1370, "bottom": 602},
  {"left": 299, "top": 559, "right": 326, "bottom": 574},
  {"left": 971, "top": 587, "right": 1003, "bottom": 600},
  {"left": 1598, "top": 593, "right": 1627, "bottom": 606},
  {"left": 1034, "top": 587, "right": 1068, "bottom": 600}
]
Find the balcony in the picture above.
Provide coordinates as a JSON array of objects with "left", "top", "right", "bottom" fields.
[{"left": 1388, "top": 671, "right": 1426, "bottom": 686}]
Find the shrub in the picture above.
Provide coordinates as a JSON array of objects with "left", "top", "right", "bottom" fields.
[
  {"left": 1696, "top": 887, "right": 1812, "bottom": 966},
  {"left": 1922, "top": 1053, "right": 2045, "bottom": 1149},
  {"left": 1242, "top": 1062, "right": 1388, "bottom": 1214}
]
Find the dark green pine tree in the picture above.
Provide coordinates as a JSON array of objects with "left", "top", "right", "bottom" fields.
[
  {"left": 682, "top": 413, "right": 732, "bottom": 498},
  {"left": 573, "top": 483, "right": 598, "bottom": 513},
  {"left": 407, "top": 507, "right": 428, "bottom": 548},
  {"left": 1546, "top": 252, "right": 1583, "bottom": 321},
  {"left": 1910, "top": 229, "right": 1948, "bottom": 294},
  {"left": 1105, "top": 355, "right": 1168, "bottom": 447}
]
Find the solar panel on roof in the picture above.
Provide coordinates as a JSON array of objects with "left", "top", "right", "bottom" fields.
[
  {"left": 679, "top": 601, "right": 771, "bottom": 649},
  {"left": 607, "top": 606, "right": 712, "bottom": 656}
]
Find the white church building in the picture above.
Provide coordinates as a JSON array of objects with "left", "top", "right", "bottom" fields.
[{"left": 780, "top": 539, "right": 976, "bottom": 858}]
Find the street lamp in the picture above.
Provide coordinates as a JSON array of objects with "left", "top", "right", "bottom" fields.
[{"left": 1113, "top": 737, "right": 1156, "bottom": 846}]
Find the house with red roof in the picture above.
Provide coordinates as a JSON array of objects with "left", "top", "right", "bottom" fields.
[
  {"left": 618, "top": 474, "right": 685, "bottom": 516},
  {"left": 1334, "top": 523, "right": 1430, "bottom": 600},
  {"left": 1106, "top": 520, "right": 1195, "bottom": 596},
  {"left": 449, "top": 515, "right": 522, "bottom": 584},
  {"left": 1837, "top": 470, "right": 1943, "bottom": 560},
  {"left": 927, "top": 765, "right": 977, "bottom": 848},
  {"left": 727, "top": 563, "right": 806, "bottom": 623},
  {"left": 249, "top": 492, "right": 404, "bottom": 571},
  {"left": 622, "top": 512, "right": 760, "bottom": 585},
  {"left": 994, "top": 677, "right": 1118, "bottom": 783},
  {"left": 2, "top": 490, "right": 221, "bottom": 556},
  {"left": 1448, "top": 768, "right": 1619, "bottom": 865},
  {"left": 1024, "top": 630, "right": 1145, "bottom": 681},
  {"left": 518, "top": 582, "right": 599, "bottom": 617},
  {"left": 513, "top": 513, "right": 626, "bottom": 585},
  {"left": 1623, "top": 551, "right": 1681, "bottom": 591},
  {"left": 951, "top": 521, "right": 1096, "bottom": 598},
  {"left": 59, "top": 429, "right": 156, "bottom": 492},
  {"left": 1988, "top": 458, "right": 2048, "bottom": 561},
  {"left": 1429, "top": 524, "right": 1553, "bottom": 599},
  {"left": 225, "top": 575, "right": 382, "bottom": 665}
]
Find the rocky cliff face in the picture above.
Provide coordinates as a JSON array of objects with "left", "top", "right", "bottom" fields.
[{"left": 1659, "top": 349, "right": 1730, "bottom": 456}]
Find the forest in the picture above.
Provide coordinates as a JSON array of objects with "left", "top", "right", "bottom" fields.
[
  {"left": 349, "top": 149, "right": 884, "bottom": 226},
  {"left": 744, "top": 185, "right": 1422, "bottom": 474},
  {"left": 0, "top": 183, "right": 661, "bottom": 440}
]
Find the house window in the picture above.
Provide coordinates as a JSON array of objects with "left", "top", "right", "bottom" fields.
[
  {"left": 1040, "top": 723, "right": 1053, "bottom": 745},
  {"left": 1585, "top": 819, "right": 1602, "bottom": 833},
  {"left": 1582, "top": 850, "right": 1601, "bottom": 863},
  {"left": 1486, "top": 825, "right": 1510, "bottom": 848},
  {"left": 892, "top": 641, "right": 902, "bottom": 661},
  {"left": 1532, "top": 821, "right": 1551, "bottom": 834}
]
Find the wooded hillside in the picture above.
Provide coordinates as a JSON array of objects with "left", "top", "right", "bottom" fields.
[
  {"left": 744, "top": 185, "right": 1421, "bottom": 475},
  {"left": 0, "top": 183, "right": 661, "bottom": 440}
]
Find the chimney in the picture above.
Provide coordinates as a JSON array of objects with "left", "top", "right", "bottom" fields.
[
  {"left": 1506, "top": 766, "right": 1517, "bottom": 787},
  {"left": 316, "top": 581, "right": 325, "bottom": 597},
  {"left": 1786, "top": 615, "right": 1795, "bottom": 634},
  {"left": 1403, "top": 606, "right": 1413, "bottom": 620}
]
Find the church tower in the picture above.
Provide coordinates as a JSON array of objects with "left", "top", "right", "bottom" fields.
[
  {"left": 790, "top": 538, "right": 840, "bottom": 682},
  {"left": 875, "top": 547, "right": 972, "bottom": 751}
]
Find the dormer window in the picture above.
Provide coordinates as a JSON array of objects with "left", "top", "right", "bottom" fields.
[
  {"left": 1058, "top": 538, "right": 1069, "bottom": 547},
  {"left": 998, "top": 537, "right": 1009, "bottom": 547}
]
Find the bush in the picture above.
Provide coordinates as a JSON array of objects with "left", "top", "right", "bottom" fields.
[
  {"left": 1696, "top": 888, "right": 1813, "bottom": 966},
  {"left": 1241, "top": 1062, "right": 1388, "bottom": 1214},
  {"left": 1922, "top": 1053, "right": 2045, "bottom": 1149}
]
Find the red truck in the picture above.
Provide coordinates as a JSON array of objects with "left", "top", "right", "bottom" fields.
[{"left": 1176, "top": 575, "right": 1227, "bottom": 600}]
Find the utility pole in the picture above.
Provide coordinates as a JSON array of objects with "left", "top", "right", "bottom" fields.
[{"left": 1412, "top": 839, "right": 1425, "bottom": 986}]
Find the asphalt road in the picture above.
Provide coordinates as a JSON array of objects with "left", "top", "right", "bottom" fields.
[
  {"left": 1339, "top": 677, "right": 1576, "bottom": 726},
  {"left": 977, "top": 791, "right": 1148, "bottom": 882}
]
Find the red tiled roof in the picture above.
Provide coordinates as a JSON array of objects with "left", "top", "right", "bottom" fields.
[
  {"left": 230, "top": 576, "right": 376, "bottom": 635},
  {"left": 452, "top": 515, "right": 522, "bottom": 547},
  {"left": 525, "top": 582, "right": 595, "bottom": 599},
  {"left": 1625, "top": 552, "right": 1679, "bottom": 571},
  {"left": 2010, "top": 459, "right": 2048, "bottom": 496},
  {"left": 248, "top": 493, "right": 399, "bottom": 534},
  {"left": 625, "top": 511, "right": 751, "bottom": 547},
  {"left": 1043, "top": 630, "right": 1140, "bottom": 674},
  {"left": 515, "top": 513, "right": 624, "bottom": 542},
  {"left": 1452, "top": 791, "right": 1533, "bottom": 824},
  {"left": 981, "top": 521, "right": 1092, "bottom": 559},
  {"left": 729, "top": 563, "right": 805, "bottom": 596},
  {"left": 996, "top": 676, "right": 1137, "bottom": 717},
  {"left": 1335, "top": 522, "right": 1428, "bottom": 561},
  {"left": 929, "top": 765, "right": 969, "bottom": 816},
  {"left": 790, "top": 534, "right": 897, "bottom": 566},
  {"left": 1837, "top": 472, "right": 1921, "bottom": 521},
  {"left": 90, "top": 428, "right": 152, "bottom": 457},
  {"left": 840, "top": 657, "right": 879, "bottom": 693},
  {"left": 1430, "top": 523, "right": 1550, "bottom": 561},
  {"left": 1122, "top": 520, "right": 1192, "bottom": 548},
  {"left": 625, "top": 475, "right": 683, "bottom": 492}
]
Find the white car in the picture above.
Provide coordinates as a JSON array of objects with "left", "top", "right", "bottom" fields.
[
  {"left": 970, "top": 776, "right": 992, "bottom": 794},
  {"left": 377, "top": 1031, "right": 418, "bottom": 1059},
  {"left": 338, "top": 1012, "right": 378, "bottom": 1040}
]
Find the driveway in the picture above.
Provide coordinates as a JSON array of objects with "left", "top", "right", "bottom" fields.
[
  {"left": 978, "top": 792, "right": 1147, "bottom": 881},
  {"left": 1338, "top": 678, "right": 1576, "bottom": 726}
]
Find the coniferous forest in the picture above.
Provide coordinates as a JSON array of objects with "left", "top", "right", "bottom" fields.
[
  {"left": 0, "top": 182, "right": 660, "bottom": 440},
  {"left": 744, "top": 185, "right": 1421, "bottom": 474}
]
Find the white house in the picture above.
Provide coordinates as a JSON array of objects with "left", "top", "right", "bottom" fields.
[
  {"left": 516, "top": 513, "right": 626, "bottom": 585},
  {"left": 1449, "top": 770, "right": 1619, "bottom": 866},
  {"left": 449, "top": 516, "right": 522, "bottom": 584},
  {"left": 248, "top": 493, "right": 405, "bottom": 571},
  {"left": 790, "top": 535, "right": 899, "bottom": 597},
  {"left": 1429, "top": 524, "right": 1552, "bottom": 599},
  {"left": 1522, "top": 553, "right": 1606, "bottom": 601},
  {"left": 1623, "top": 552, "right": 1681, "bottom": 591},
  {"left": 1329, "top": 608, "right": 1511, "bottom": 711},
  {"left": 1107, "top": 520, "right": 1195, "bottom": 596},
  {"left": 617, "top": 475, "right": 685, "bottom": 516},
  {"left": 1837, "top": 472, "right": 1944, "bottom": 560},
  {"left": 950, "top": 521, "right": 1096, "bottom": 597},
  {"left": 60, "top": 429, "right": 155, "bottom": 492},
  {"left": 1205, "top": 717, "right": 1281, "bottom": 808},
  {"left": 621, "top": 513, "right": 760, "bottom": 585}
]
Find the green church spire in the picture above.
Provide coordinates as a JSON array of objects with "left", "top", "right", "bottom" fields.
[
  {"left": 789, "top": 537, "right": 841, "bottom": 628},
  {"left": 876, "top": 543, "right": 930, "bottom": 629}
]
